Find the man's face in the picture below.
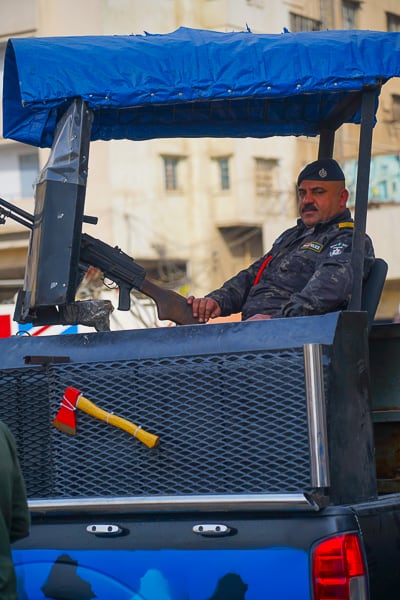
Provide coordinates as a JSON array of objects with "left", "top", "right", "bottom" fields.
[{"left": 297, "top": 179, "right": 349, "bottom": 227}]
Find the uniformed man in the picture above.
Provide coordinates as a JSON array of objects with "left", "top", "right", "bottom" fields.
[{"left": 187, "top": 158, "right": 375, "bottom": 323}]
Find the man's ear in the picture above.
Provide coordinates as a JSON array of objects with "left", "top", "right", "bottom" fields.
[{"left": 340, "top": 188, "right": 349, "bottom": 207}]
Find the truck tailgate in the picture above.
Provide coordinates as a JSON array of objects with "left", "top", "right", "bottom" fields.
[{"left": 13, "top": 507, "right": 360, "bottom": 600}]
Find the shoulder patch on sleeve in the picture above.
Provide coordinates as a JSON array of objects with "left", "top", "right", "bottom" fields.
[
  {"left": 328, "top": 241, "right": 350, "bottom": 256},
  {"left": 338, "top": 221, "right": 354, "bottom": 229}
]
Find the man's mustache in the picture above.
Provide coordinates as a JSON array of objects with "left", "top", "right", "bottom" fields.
[{"left": 301, "top": 204, "right": 318, "bottom": 213}]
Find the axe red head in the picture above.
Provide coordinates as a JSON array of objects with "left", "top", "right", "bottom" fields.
[{"left": 52, "top": 387, "right": 82, "bottom": 435}]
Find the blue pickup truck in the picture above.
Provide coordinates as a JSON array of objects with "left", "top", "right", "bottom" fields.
[{"left": 1, "top": 27, "right": 400, "bottom": 600}]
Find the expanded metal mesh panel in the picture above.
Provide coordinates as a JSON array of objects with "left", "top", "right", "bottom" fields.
[
  {"left": 0, "top": 367, "right": 54, "bottom": 497},
  {"left": 0, "top": 348, "right": 313, "bottom": 499}
]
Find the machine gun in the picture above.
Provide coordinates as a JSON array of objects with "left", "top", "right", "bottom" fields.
[
  {"left": 0, "top": 197, "right": 198, "bottom": 330},
  {"left": 79, "top": 233, "right": 198, "bottom": 324}
]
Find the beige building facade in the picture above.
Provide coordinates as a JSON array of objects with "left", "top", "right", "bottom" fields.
[{"left": 0, "top": 0, "right": 400, "bottom": 322}]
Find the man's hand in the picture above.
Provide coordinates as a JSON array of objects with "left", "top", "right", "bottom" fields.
[
  {"left": 187, "top": 296, "right": 222, "bottom": 323},
  {"left": 244, "top": 313, "right": 272, "bottom": 321}
]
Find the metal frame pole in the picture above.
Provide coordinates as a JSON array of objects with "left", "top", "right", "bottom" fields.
[
  {"left": 348, "top": 87, "right": 378, "bottom": 310},
  {"left": 304, "top": 343, "right": 330, "bottom": 488}
]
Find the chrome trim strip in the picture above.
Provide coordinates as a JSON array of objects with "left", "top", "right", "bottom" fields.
[
  {"left": 28, "top": 493, "right": 320, "bottom": 514},
  {"left": 304, "top": 343, "right": 330, "bottom": 488}
]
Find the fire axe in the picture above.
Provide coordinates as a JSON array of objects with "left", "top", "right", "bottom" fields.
[{"left": 53, "top": 386, "right": 159, "bottom": 448}]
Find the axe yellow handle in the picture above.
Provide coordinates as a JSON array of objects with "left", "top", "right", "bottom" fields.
[{"left": 76, "top": 395, "right": 159, "bottom": 448}]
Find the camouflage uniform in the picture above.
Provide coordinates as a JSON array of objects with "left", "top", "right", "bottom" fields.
[{"left": 207, "top": 209, "right": 375, "bottom": 320}]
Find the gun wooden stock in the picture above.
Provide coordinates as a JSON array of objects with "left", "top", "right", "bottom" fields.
[{"left": 140, "top": 279, "right": 199, "bottom": 325}]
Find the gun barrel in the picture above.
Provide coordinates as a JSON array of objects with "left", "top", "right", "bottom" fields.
[
  {"left": 0, "top": 197, "right": 34, "bottom": 229},
  {"left": 80, "top": 233, "right": 198, "bottom": 325}
]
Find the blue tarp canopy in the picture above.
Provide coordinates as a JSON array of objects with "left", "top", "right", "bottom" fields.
[{"left": 3, "top": 27, "right": 400, "bottom": 148}]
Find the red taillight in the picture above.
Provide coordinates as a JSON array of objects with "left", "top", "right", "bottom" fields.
[{"left": 312, "top": 533, "right": 367, "bottom": 600}]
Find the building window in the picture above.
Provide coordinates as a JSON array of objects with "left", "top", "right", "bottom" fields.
[
  {"left": 216, "top": 157, "right": 230, "bottom": 191},
  {"left": 387, "top": 12, "right": 400, "bottom": 32},
  {"left": 342, "top": 1, "right": 359, "bottom": 29},
  {"left": 0, "top": 146, "right": 40, "bottom": 200},
  {"left": 289, "top": 13, "right": 321, "bottom": 32},
  {"left": 254, "top": 158, "right": 280, "bottom": 215},
  {"left": 163, "top": 156, "right": 180, "bottom": 191},
  {"left": 255, "top": 158, "right": 277, "bottom": 198},
  {"left": 19, "top": 153, "right": 39, "bottom": 197}
]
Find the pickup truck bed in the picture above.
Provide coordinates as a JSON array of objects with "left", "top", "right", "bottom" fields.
[
  {"left": 2, "top": 312, "right": 400, "bottom": 599},
  {"left": 13, "top": 495, "right": 400, "bottom": 599}
]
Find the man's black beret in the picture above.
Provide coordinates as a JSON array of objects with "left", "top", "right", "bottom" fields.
[{"left": 297, "top": 158, "right": 345, "bottom": 186}]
